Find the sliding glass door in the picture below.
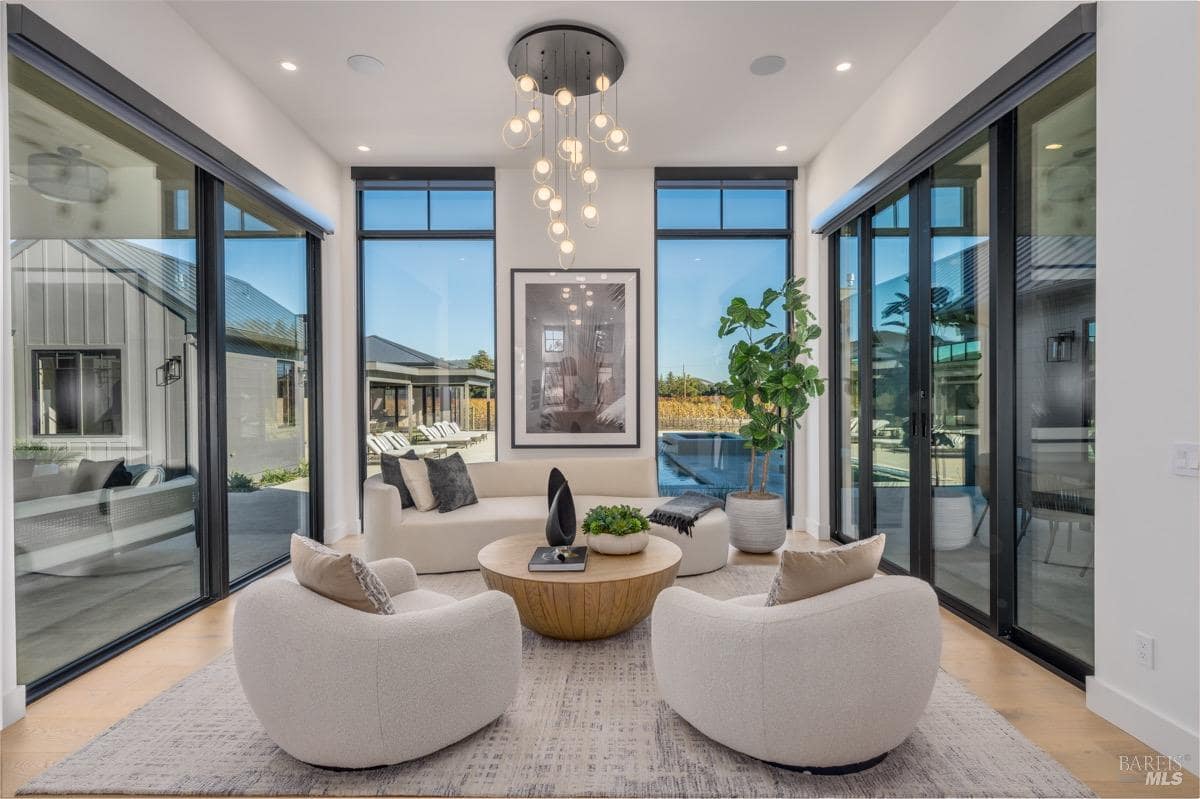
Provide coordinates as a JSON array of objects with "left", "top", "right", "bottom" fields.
[
  {"left": 223, "top": 188, "right": 314, "bottom": 581},
  {"left": 1013, "top": 58, "right": 1096, "bottom": 666},
  {"left": 828, "top": 56, "right": 1095, "bottom": 679},
  {"left": 9, "top": 55, "right": 204, "bottom": 687},
  {"left": 869, "top": 189, "right": 913, "bottom": 569},
  {"left": 929, "top": 132, "right": 991, "bottom": 615},
  {"left": 8, "top": 51, "right": 324, "bottom": 696}
]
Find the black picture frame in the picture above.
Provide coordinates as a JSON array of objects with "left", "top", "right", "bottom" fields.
[{"left": 511, "top": 268, "right": 640, "bottom": 449}]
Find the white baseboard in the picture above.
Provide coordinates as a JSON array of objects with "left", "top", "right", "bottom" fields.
[
  {"left": 322, "top": 520, "right": 356, "bottom": 544},
  {"left": 1086, "top": 676, "right": 1200, "bottom": 774},
  {"left": 2, "top": 684, "right": 26, "bottom": 728},
  {"left": 805, "top": 516, "right": 831, "bottom": 540}
]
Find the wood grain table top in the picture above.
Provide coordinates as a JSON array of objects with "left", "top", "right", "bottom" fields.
[{"left": 476, "top": 532, "right": 681, "bottom": 584}]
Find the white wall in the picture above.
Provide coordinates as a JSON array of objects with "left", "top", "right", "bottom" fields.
[
  {"left": 1086, "top": 0, "right": 1199, "bottom": 769},
  {"left": 802, "top": 0, "right": 1199, "bottom": 769},
  {"left": 494, "top": 168, "right": 656, "bottom": 462},
  {"left": 1, "top": 0, "right": 353, "bottom": 726}
]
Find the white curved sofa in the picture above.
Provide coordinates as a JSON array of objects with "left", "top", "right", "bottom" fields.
[
  {"left": 651, "top": 574, "right": 940, "bottom": 772},
  {"left": 232, "top": 558, "right": 521, "bottom": 769},
  {"left": 364, "top": 456, "right": 729, "bottom": 576}
]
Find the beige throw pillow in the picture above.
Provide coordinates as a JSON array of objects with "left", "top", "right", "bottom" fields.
[
  {"left": 398, "top": 457, "right": 437, "bottom": 511},
  {"left": 290, "top": 534, "right": 395, "bottom": 614},
  {"left": 765, "top": 534, "right": 885, "bottom": 606}
]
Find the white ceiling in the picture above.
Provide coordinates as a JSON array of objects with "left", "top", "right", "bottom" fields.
[{"left": 170, "top": 1, "right": 952, "bottom": 169}]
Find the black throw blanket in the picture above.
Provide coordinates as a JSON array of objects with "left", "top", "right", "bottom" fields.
[{"left": 648, "top": 491, "right": 724, "bottom": 537}]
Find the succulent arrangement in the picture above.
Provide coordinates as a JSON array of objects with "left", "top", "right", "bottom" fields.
[{"left": 581, "top": 504, "right": 650, "bottom": 537}]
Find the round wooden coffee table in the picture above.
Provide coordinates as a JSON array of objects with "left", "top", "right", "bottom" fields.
[{"left": 478, "top": 532, "right": 682, "bottom": 640}]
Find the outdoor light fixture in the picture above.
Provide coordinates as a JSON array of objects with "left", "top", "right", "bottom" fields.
[{"left": 503, "top": 24, "right": 630, "bottom": 267}]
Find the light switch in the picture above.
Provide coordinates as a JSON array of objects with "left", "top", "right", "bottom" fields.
[{"left": 1170, "top": 442, "right": 1200, "bottom": 477}]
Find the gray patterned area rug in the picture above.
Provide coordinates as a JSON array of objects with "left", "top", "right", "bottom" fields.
[{"left": 20, "top": 566, "right": 1093, "bottom": 798}]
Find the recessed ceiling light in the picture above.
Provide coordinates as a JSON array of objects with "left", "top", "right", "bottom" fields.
[
  {"left": 750, "top": 55, "right": 786, "bottom": 76},
  {"left": 836, "top": 62, "right": 853, "bottom": 72},
  {"left": 279, "top": 60, "right": 298, "bottom": 72},
  {"left": 1044, "top": 142, "right": 1064, "bottom": 150},
  {"left": 356, "top": 144, "right": 371, "bottom": 152},
  {"left": 775, "top": 144, "right": 788, "bottom": 152},
  {"left": 347, "top": 54, "right": 385, "bottom": 75}
]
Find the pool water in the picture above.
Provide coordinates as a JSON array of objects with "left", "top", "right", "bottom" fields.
[{"left": 656, "top": 434, "right": 787, "bottom": 499}]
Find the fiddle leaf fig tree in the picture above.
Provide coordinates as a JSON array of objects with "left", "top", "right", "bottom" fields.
[{"left": 718, "top": 277, "right": 825, "bottom": 496}]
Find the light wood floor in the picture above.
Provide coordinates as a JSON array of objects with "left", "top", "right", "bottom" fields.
[{"left": 2, "top": 532, "right": 1195, "bottom": 799}]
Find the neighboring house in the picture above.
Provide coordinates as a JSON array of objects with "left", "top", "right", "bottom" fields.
[
  {"left": 364, "top": 334, "right": 494, "bottom": 434},
  {"left": 9, "top": 238, "right": 306, "bottom": 479}
]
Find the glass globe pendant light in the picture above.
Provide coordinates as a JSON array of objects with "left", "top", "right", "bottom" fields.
[
  {"left": 515, "top": 73, "right": 539, "bottom": 101},
  {"left": 554, "top": 87, "right": 575, "bottom": 116},
  {"left": 588, "top": 110, "right": 613, "bottom": 143},
  {"left": 557, "top": 237, "right": 576, "bottom": 269},
  {"left": 533, "top": 184, "right": 553, "bottom": 209},
  {"left": 580, "top": 165, "right": 598, "bottom": 192},
  {"left": 581, "top": 201, "right": 599, "bottom": 229},
  {"left": 604, "top": 126, "right": 629, "bottom": 152},
  {"left": 531, "top": 96, "right": 552, "bottom": 186},
  {"left": 501, "top": 114, "right": 532, "bottom": 149},
  {"left": 547, "top": 218, "right": 569, "bottom": 243}
]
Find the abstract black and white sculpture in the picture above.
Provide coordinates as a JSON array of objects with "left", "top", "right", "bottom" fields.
[{"left": 545, "top": 467, "right": 577, "bottom": 547}]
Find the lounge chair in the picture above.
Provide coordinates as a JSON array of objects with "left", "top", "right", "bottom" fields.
[
  {"left": 417, "top": 424, "right": 472, "bottom": 447},
  {"left": 440, "top": 421, "right": 486, "bottom": 443},
  {"left": 380, "top": 431, "right": 447, "bottom": 458}
]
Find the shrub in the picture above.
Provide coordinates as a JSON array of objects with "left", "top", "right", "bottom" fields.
[
  {"left": 581, "top": 504, "right": 650, "bottom": 537},
  {"left": 227, "top": 471, "right": 257, "bottom": 493}
]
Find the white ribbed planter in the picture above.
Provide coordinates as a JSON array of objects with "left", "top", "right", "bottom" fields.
[
  {"left": 586, "top": 531, "right": 649, "bottom": 555},
  {"left": 725, "top": 493, "right": 787, "bottom": 553}
]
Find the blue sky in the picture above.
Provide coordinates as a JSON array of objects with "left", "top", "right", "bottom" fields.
[
  {"left": 362, "top": 239, "right": 495, "bottom": 361},
  {"left": 657, "top": 238, "right": 787, "bottom": 382},
  {"left": 129, "top": 237, "right": 308, "bottom": 315}
]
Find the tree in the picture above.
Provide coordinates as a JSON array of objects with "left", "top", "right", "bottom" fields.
[
  {"left": 718, "top": 277, "right": 825, "bottom": 496},
  {"left": 466, "top": 350, "right": 494, "bottom": 372}
]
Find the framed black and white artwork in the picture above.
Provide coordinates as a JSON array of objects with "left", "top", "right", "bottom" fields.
[{"left": 512, "top": 269, "right": 639, "bottom": 448}]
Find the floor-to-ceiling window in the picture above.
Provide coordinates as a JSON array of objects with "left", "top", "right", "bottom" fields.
[
  {"left": 870, "top": 189, "right": 913, "bottom": 569},
  {"left": 356, "top": 172, "right": 496, "bottom": 484},
  {"left": 223, "top": 188, "right": 314, "bottom": 580},
  {"left": 929, "top": 131, "right": 992, "bottom": 615},
  {"left": 826, "top": 53, "right": 1095, "bottom": 679},
  {"left": 1013, "top": 57, "right": 1096, "bottom": 666},
  {"left": 8, "top": 34, "right": 324, "bottom": 696},
  {"left": 9, "top": 55, "right": 203, "bottom": 687},
  {"left": 655, "top": 173, "right": 793, "bottom": 503},
  {"left": 834, "top": 223, "right": 860, "bottom": 539}
]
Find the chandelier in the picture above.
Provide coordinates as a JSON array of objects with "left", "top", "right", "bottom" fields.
[{"left": 502, "top": 25, "right": 629, "bottom": 268}]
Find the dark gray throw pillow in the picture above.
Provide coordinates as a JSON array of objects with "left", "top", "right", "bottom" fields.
[
  {"left": 425, "top": 452, "right": 478, "bottom": 513},
  {"left": 380, "top": 450, "right": 419, "bottom": 509},
  {"left": 71, "top": 458, "right": 124, "bottom": 493}
]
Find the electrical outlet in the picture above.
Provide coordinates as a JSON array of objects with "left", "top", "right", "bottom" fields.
[
  {"left": 1135, "top": 632, "right": 1155, "bottom": 669},
  {"left": 1170, "top": 442, "right": 1200, "bottom": 477}
]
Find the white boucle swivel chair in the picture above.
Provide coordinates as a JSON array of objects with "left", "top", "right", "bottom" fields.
[
  {"left": 651, "top": 574, "right": 940, "bottom": 773},
  {"left": 233, "top": 558, "right": 522, "bottom": 769}
]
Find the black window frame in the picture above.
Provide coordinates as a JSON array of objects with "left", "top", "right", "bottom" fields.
[
  {"left": 353, "top": 168, "right": 498, "bottom": 518},
  {"left": 276, "top": 359, "right": 297, "bottom": 428},
  {"left": 7, "top": 6, "right": 326, "bottom": 701},
  {"left": 823, "top": 8, "right": 1095, "bottom": 685},
  {"left": 30, "top": 348, "right": 123, "bottom": 437},
  {"left": 654, "top": 168, "right": 798, "bottom": 515}
]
